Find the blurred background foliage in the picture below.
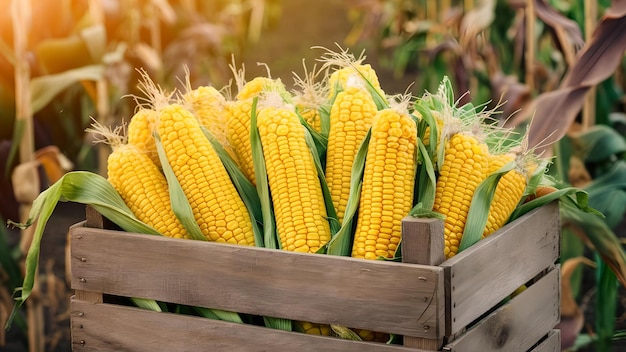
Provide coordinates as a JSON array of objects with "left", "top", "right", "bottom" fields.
[{"left": 1, "top": 0, "right": 625, "bottom": 351}]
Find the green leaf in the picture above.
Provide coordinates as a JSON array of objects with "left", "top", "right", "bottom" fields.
[
  {"left": 153, "top": 132, "right": 206, "bottom": 242},
  {"left": 415, "top": 139, "right": 437, "bottom": 211},
  {"left": 510, "top": 186, "right": 601, "bottom": 222},
  {"left": 8, "top": 171, "right": 159, "bottom": 311},
  {"left": 297, "top": 111, "right": 328, "bottom": 160},
  {"left": 594, "top": 255, "right": 618, "bottom": 352},
  {"left": 130, "top": 297, "right": 162, "bottom": 312},
  {"left": 194, "top": 307, "right": 244, "bottom": 324},
  {"left": 561, "top": 200, "right": 626, "bottom": 288},
  {"left": 458, "top": 162, "right": 513, "bottom": 253},
  {"left": 30, "top": 65, "right": 104, "bottom": 114},
  {"left": 250, "top": 97, "right": 278, "bottom": 249},
  {"left": 326, "top": 129, "right": 371, "bottom": 256}
]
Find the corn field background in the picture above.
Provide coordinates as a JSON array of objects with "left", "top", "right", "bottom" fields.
[{"left": 1, "top": 0, "right": 625, "bottom": 351}]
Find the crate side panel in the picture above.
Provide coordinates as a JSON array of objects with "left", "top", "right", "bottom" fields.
[
  {"left": 443, "top": 202, "right": 560, "bottom": 334},
  {"left": 70, "top": 298, "right": 422, "bottom": 352},
  {"left": 444, "top": 266, "right": 560, "bottom": 352},
  {"left": 528, "top": 330, "right": 560, "bottom": 352},
  {"left": 70, "top": 227, "right": 442, "bottom": 338}
]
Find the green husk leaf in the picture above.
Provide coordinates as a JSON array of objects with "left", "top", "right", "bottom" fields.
[
  {"left": 130, "top": 297, "right": 162, "bottom": 312},
  {"left": 250, "top": 97, "right": 278, "bottom": 250},
  {"left": 326, "top": 129, "right": 371, "bottom": 256},
  {"left": 194, "top": 307, "right": 244, "bottom": 324},
  {"left": 415, "top": 138, "right": 437, "bottom": 211},
  {"left": 330, "top": 324, "right": 363, "bottom": 341},
  {"left": 409, "top": 203, "right": 446, "bottom": 219},
  {"left": 458, "top": 161, "right": 514, "bottom": 253},
  {"left": 153, "top": 132, "right": 206, "bottom": 242},
  {"left": 318, "top": 104, "right": 331, "bottom": 139},
  {"left": 298, "top": 111, "right": 328, "bottom": 160},
  {"left": 262, "top": 316, "right": 293, "bottom": 331},
  {"left": 510, "top": 186, "right": 601, "bottom": 221},
  {"left": 8, "top": 171, "right": 159, "bottom": 312},
  {"left": 412, "top": 103, "right": 438, "bottom": 158},
  {"left": 202, "top": 126, "right": 264, "bottom": 247}
]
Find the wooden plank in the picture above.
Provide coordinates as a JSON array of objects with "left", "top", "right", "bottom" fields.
[
  {"left": 69, "top": 227, "right": 443, "bottom": 338},
  {"left": 442, "top": 202, "right": 560, "bottom": 335},
  {"left": 402, "top": 217, "right": 446, "bottom": 350},
  {"left": 444, "top": 266, "right": 560, "bottom": 352},
  {"left": 528, "top": 330, "right": 560, "bottom": 352},
  {"left": 70, "top": 298, "right": 423, "bottom": 352}
]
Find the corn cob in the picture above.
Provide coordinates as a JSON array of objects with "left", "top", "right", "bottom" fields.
[
  {"left": 156, "top": 103, "right": 255, "bottom": 246},
  {"left": 351, "top": 108, "right": 417, "bottom": 260},
  {"left": 256, "top": 102, "right": 331, "bottom": 253},
  {"left": 325, "top": 85, "right": 377, "bottom": 223},
  {"left": 225, "top": 98, "right": 257, "bottom": 184},
  {"left": 127, "top": 108, "right": 160, "bottom": 167},
  {"left": 295, "top": 321, "right": 331, "bottom": 336},
  {"left": 226, "top": 78, "right": 289, "bottom": 185},
  {"left": 237, "top": 76, "right": 274, "bottom": 100},
  {"left": 434, "top": 132, "right": 489, "bottom": 258},
  {"left": 483, "top": 153, "right": 529, "bottom": 237},
  {"left": 87, "top": 122, "right": 189, "bottom": 239},
  {"left": 318, "top": 46, "right": 385, "bottom": 100},
  {"left": 328, "top": 63, "right": 384, "bottom": 99}
]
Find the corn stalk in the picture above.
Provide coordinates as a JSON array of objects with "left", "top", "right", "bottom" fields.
[{"left": 11, "top": 0, "right": 44, "bottom": 351}]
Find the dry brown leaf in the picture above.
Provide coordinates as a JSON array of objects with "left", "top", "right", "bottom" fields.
[
  {"left": 509, "top": 2, "right": 626, "bottom": 153},
  {"left": 558, "top": 256, "right": 596, "bottom": 349},
  {"left": 534, "top": 0, "right": 584, "bottom": 66}
]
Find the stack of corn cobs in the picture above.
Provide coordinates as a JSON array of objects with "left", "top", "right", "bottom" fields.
[{"left": 20, "top": 47, "right": 551, "bottom": 342}]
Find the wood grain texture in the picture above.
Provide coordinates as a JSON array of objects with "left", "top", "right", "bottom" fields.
[
  {"left": 528, "top": 330, "right": 561, "bottom": 352},
  {"left": 402, "top": 216, "right": 446, "bottom": 350},
  {"left": 444, "top": 266, "right": 560, "bottom": 351},
  {"left": 69, "top": 226, "right": 443, "bottom": 338},
  {"left": 70, "top": 298, "right": 424, "bottom": 352},
  {"left": 442, "top": 202, "right": 560, "bottom": 335},
  {"left": 402, "top": 217, "right": 445, "bottom": 266}
]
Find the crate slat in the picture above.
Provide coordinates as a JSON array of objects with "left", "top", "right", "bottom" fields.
[
  {"left": 70, "top": 226, "right": 443, "bottom": 338},
  {"left": 70, "top": 297, "right": 422, "bottom": 352},
  {"left": 443, "top": 266, "right": 560, "bottom": 351},
  {"left": 442, "top": 201, "right": 560, "bottom": 335},
  {"left": 528, "top": 330, "right": 561, "bottom": 352}
]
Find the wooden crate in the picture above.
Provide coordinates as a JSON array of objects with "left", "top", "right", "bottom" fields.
[{"left": 69, "top": 202, "right": 561, "bottom": 351}]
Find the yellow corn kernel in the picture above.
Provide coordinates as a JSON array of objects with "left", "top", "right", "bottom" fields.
[
  {"left": 294, "top": 321, "right": 331, "bottom": 336},
  {"left": 434, "top": 133, "right": 488, "bottom": 258},
  {"left": 127, "top": 108, "right": 160, "bottom": 167},
  {"left": 257, "top": 104, "right": 331, "bottom": 253},
  {"left": 156, "top": 103, "right": 255, "bottom": 246},
  {"left": 351, "top": 108, "right": 417, "bottom": 260},
  {"left": 236, "top": 76, "right": 274, "bottom": 100},
  {"left": 325, "top": 86, "right": 377, "bottom": 223},
  {"left": 225, "top": 98, "right": 256, "bottom": 184},
  {"left": 483, "top": 153, "right": 528, "bottom": 237},
  {"left": 352, "top": 328, "right": 389, "bottom": 342},
  {"left": 107, "top": 143, "right": 188, "bottom": 239}
]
